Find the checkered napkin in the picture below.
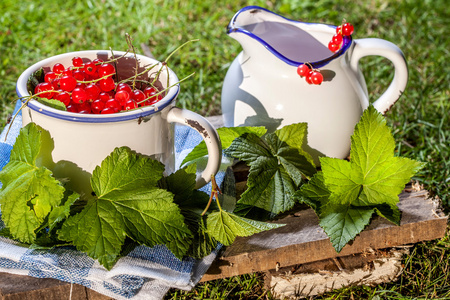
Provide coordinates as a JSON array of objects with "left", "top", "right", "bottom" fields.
[{"left": 0, "top": 101, "right": 226, "bottom": 300}]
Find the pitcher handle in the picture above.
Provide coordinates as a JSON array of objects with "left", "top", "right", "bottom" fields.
[
  {"left": 350, "top": 38, "right": 408, "bottom": 114},
  {"left": 167, "top": 106, "right": 222, "bottom": 188}
]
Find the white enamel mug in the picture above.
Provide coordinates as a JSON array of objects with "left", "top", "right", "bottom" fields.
[{"left": 16, "top": 50, "right": 222, "bottom": 190}]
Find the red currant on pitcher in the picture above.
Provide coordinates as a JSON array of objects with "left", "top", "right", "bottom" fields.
[
  {"left": 342, "top": 23, "right": 354, "bottom": 36},
  {"left": 332, "top": 33, "right": 343, "bottom": 46},
  {"left": 297, "top": 64, "right": 310, "bottom": 77},
  {"left": 328, "top": 41, "right": 340, "bottom": 52},
  {"left": 310, "top": 71, "right": 324, "bottom": 85}
]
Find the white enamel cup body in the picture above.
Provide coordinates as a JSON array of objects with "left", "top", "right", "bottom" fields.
[
  {"left": 221, "top": 6, "right": 408, "bottom": 163},
  {"left": 17, "top": 50, "right": 221, "bottom": 189}
]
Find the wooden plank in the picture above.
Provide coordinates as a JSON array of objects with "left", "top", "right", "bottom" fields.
[
  {"left": 0, "top": 272, "right": 86, "bottom": 300},
  {"left": 201, "top": 186, "right": 447, "bottom": 281},
  {"left": 0, "top": 272, "right": 113, "bottom": 300}
]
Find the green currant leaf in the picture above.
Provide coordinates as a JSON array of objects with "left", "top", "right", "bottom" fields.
[
  {"left": 225, "top": 133, "right": 296, "bottom": 215},
  {"left": 206, "top": 210, "right": 284, "bottom": 246},
  {"left": 321, "top": 106, "right": 425, "bottom": 207},
  {"left": 47, "top": 191, "right": 80, "bottom": 231},
  {"left": 58, "top": 147, "right": 192, "bottom": 269},
  {"left": 319, "top": 203, "right": 375, "bottom": 253},
  {"left": 185, "top": 215, "right": 218, "bottom": 259},
  {"left": 27, "top": 67, "right": 44, "bottom": 95},
  {"left": 0, "top": 123, "right": 64, "bottom": 244},
  {"left": 160, "top": 163, "right": 197, "bottom": 205},
  {"left": 299, "top": 106, "right": 424, "bottom": 253},
  {"left": 181, "top": 126, "right": 267, "bottom": 167},
  {"left": 294, "top": 171, "right": 330, "bottom": 213},
  {"left": 275, "top": 122, "right": 315, "bottom": 170},
  {"left": 35, "top": 97, "right": 67, "bottom": 111},
  {"left": 225, "top": 125, "right": 315, "bottom": 215}
]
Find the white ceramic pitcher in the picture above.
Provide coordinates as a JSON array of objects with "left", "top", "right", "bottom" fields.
[
  {"left": 16, "top": 50, "right": 221, "bottom": 190},
  {"left": 221, "top": 6, "right": 408, "bottom": 163}
]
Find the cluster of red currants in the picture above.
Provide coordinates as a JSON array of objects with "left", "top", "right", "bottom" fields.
[
  {"left": 296, "top": 63, "right": 324, "bottom": 85},
  {"left": 296, "top": 21, "right": 354, "bottom": 85},
  {"left": 34, "top": 57, "right": 163, "bottom": 114},
  {"left": 328, "top": 22, "right": 354, "bottom": 52}
]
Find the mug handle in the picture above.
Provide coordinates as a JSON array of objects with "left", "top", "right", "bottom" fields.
[
  {"left": 167, "top": 106, "right": 222, "bottom": 188},
  {"left": 350, "top": 38, "right": 408, "bottom": 114}
]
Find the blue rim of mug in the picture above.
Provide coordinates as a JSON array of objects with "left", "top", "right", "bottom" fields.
[
  {"left": 227, "top": 6, "right": 352, "bottom": 69},
  {"left": 16, "top": 50, "right": 180, "bottom": 123}
]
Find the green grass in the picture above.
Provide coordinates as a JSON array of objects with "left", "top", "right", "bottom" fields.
[{"left": 1, "top": 0, "right": 449, "bottom": 299}]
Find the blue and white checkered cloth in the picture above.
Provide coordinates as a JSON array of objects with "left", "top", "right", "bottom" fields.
[{"left": 0, "top": 101, "right": 226, "bottom": 300}]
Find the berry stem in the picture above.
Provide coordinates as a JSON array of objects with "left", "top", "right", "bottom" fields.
[
  {"left": 77, "top": 73, "right": 114, "bottom": 84},
  {"left": 125, "top": 33, "right": 139, "bottom": 91},
  {"left": 135, "top": 72, "right": 195, "bottom": 106},
  {"left": 201, "top": 175, "right": 222, "bottom": 216}
]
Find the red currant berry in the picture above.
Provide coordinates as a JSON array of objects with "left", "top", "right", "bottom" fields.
[
  {"left": 342, "top": 23, "right": 354, "bottom": 36},
  {"left": 143, "top": 86, "right": 156, "bottom": 97},
  {"left": 310, "top": 71, "right": 324, "bottom": 85},
  {"left": 105, "top": 99, "right": 122, "bottom": 112},
  {"left": 297, "top": 64, "right": 310, "bottom": 77},
  {"left": 62, "top": 68, "right": 73, "bottom": 77},
  {"left": 336, "top": 25, "right": 342, "bottom": 34},
  {"left": 52, "top": 63, "right": 65, "bottom": 74},
  {"left": 72, "top": 87, "right": 88, "bottom": 103},
  {"left": 59, "top": 75, "right": 77, "bottom": 92},
  {"left": 101, "top": 107, "right": 115, "bottom": 114},
  {"left": 93, "top": 58, "right": 104, "bottom": 64},
  {"left": 56, "top": 91, "right": 71, "bottom": 106},
  {"left": 77, "top": 102, "right": 92, "bottom": 114},
  {"left": 114, "top": 90, "right": 130, "bottom": 105},
  {"left": 85, "top": 84, "right": 101, "bottom": 100},
  {"left": 98, "top": 63, "right": 115, "bottom": 78},
  {"left": 76, "top": 82, "right": 86, "bottom": 89},
  {"left": 51, "top": 78, "right": 61, "bottom": 90},
  {"left": 91, "top": 99, "right": 105, "bottom": 114},
  {"left": 332, "top": 34, "right": 343, "bottom": 46},
  {"left": 328, "top": 41, "right": 340, "bottom": 52},
  {"left": 116, "top": 83, "right": 132, "bottom": 94},
  {"left": 66, "top": 103, "right": 78, "bottom": 113},
  {"left": 99, "top": 92, "right": 111, "bottom": 102},
  {"left": 98, "top": 77, "right": 115, "bottom": 92},
  {"left": 305, "top": 71, "right": 314, "bottom": 85},
  {"left": 34, "top": 82, "right": 55, "bottom": 99},
  {"left": 123, "top": 100, "right": 138, "bottom": 111},
  {"left": 45, "top": 71, "right": 58, "bottom": 83},
  {"left": 72, "top": 70, "right": 86, "bottom": 81},
  {"left": 72, "top": 57, "right": 84, "bottom": 67},
  {"left": 84, "top": 61, "right": 97, "bottom": 76},
  {"left": 131, "top": 89, "right": 145, "bottom": 102}
]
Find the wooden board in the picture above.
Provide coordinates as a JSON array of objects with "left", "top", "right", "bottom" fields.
[
  {"left": 201, "top": 185, "right": 448, "bottom": 281},
  {"left": 0, "top": 272, "right": 112, "bottom": 300}
]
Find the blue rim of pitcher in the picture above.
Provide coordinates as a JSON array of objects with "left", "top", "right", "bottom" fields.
[
  {"left": 15, "top": 51, "right": 180, "bottom": 123},
  {"left": 227, "top": 6, "right": 352, "bottom": 69}
]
